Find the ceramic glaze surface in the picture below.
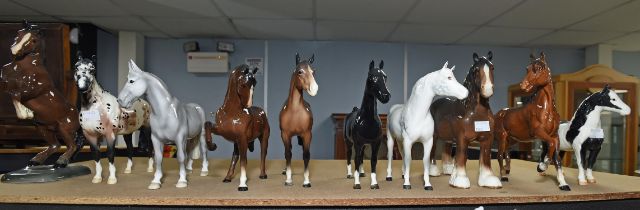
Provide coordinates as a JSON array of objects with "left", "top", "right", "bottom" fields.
[
  {"left": 429, "top": 52, "right": 501, "bottom": 189},
  {"left": 494, "top": 52, "right": 570, "bottom": 191},
  {"left": 205, "top": 64, "right": 270, "bottom": 191},
  {"left": 279, "top": 53, "right": 317, "bottom": 187},
  {"left": 117, "top": 60, "right": 208, "bottom": 190},
  {"left": 0, "top": 20, "right": 82, "bottom": 168},
  {"left": 386, "top": 61, "right": 468, "bottom": 190},
  {"left": 343, "top": 60, "right": 390, "bottom": 190}
]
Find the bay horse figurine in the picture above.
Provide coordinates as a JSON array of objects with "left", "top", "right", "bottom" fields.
[
  {"left": 386, "top": 61, "right": 468, "bottom": 190},
  {"left": 554, "top": 84, "right": 630, "bottom": 185},
  {"left": 429, "top": 52, "right": 502, "bottom": 189},
  {"left": 344, "top": 60, "right": 390, "bottom": 190},
  {"left": 0, "top": 20, "right": 83, "bottom": 168},
  {"left": 494, "top": 52, "right": 570, "bottom": 191},
  {"left": 117, "top": 60, "right": 208, "bottom": 190},
  {"left": 205, "top": 64, "right": 270, "bottom": 191},
  {"left": 279, "top": 53, "right": 318, "bottom": 187},
  {"left": 74, "top": 53, "right": 154, "bottom": 184}
]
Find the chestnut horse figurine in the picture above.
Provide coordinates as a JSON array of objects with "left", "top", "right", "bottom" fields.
[
  {"left": 429, "top": 52, "right": 502, "bottom": 189},
  {"left": 205, "top": 64, "right": 270, "bottom": 191},
  {"left": 279, "top": 53, "right": 318, "bottom": 187},
  {"left": 386, "top": 61, "right": 468, "bottom": 190},
  {"left": 118, "top": 60, "right": 208, "bottom": 190},
  {"left": 555, "top": 84, "right": 630, "bottom": 185},
  {"left": 74, "top": 53, "right": 153, "bottom": 184},
  {"left": 494, "top": 52, "right": 570, "bottom": 191},
  {"left": 0, "top": 20, "right": 83, "bottom": 168},
  {"left": 344, "top": 60, "right": 390, "bottom": 190}
]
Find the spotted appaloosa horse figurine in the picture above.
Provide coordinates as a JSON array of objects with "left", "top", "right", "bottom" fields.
[
  {"left": 495, "top": 52, "right": 570, "bottom": 191},
  {"left": 344, "top": 60, "right": 390, "bottom": 190},
  {"left": 205, "top": 64, "right": 270, "bottom": 191},
  {"left": 0, "top": 20, "right": 83, "bottom": 168},
  {"left": 386, "top": 61, "right": 468, "bottom": 190},
  {"left": 429, "top": 52, "right": 502, "bottom": 189},
  {"left": 553, "top": 84, "right": 630, "bottom": 185},
  {"left": 118, "top": 60, "right": 208, "bottom": 190},
  {"left": 279, "top": 53, "right": 318, "bottom": 187},
  {"left": 74, "top": 54, "right": 153, "bottom": 184}
]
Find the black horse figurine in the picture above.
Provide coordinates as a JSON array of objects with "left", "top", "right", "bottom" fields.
[{"left": 344, "top": 60, "right": 390, "bottom": 189}]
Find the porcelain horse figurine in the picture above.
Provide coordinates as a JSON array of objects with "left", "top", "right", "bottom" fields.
[
  {"left": 553, "top": 84, "right": 630, "bottom": 185},
  {"left": 494, "top": 52, "right": 570, "bottom": 191},
  {"left": 117, "top": 60, "right": 208, "bottom": 190},
  {"left": 279, "top": 53, "right": 318, "bottom": 187},
  {"left": 429, "top": 52, "right": 502, "bottom": 189},
  {"left": 205, "top": 64, "right": 270, "bottom": 191},
  {"left": 344, "top": 60, "right": 390, "bottom": 190},
  {"left": 386, "top": 61, "right": 468, "bottom": 190},
  {"left": 0, "top": 20, "right": 83, "bottom": 168},
  {"left": 74, "top": 53, "right": 154, "bottom": 184}
]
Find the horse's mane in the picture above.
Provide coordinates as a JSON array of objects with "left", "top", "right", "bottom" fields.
[
  {"left": 462, "top": 59, "right": 491, "bottom": 109},
  {"left": 566, "top": 92, "right": 603, "bottom": 143}
]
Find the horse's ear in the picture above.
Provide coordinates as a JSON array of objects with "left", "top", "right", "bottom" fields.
[
  {"left": 487, "top": 51, "right": 493, "bottom": 61},
  {"left": 295, "top": 53, "right": 301, "bottom": 65},
  {"left": 451, "top": 65, "right": 455, "bottom": 71},
  {"left": 540, "top": 52, "right": 546, "bottom": 61},
  {"left": 603, "top": 84, "right": 611, "bottom": 93},
  {"left": 379, "top": 60, "right": 384, "bottom": 69},
  {"left": 369, "top": 60, "right": 375, "bottom": 70},
  {"left": 473, "top": 53, "right": 479, "bottom": 62},
  {"left": 128, "top": 60, "right": 142, "bottom": 73},
  {"left": 442, "top": 61, "right": 449, "bottom": 69},
  {"left": 242, "top": 65, "right": 249, "bottom": 74},
  {"left": 22, "top": 20, "right": 29, "bottom": 29},
  {"left": 91, "top": 55, "right": 97, "bottom": 64},
  {"left": 529, "top": 53, "right": 536, "bottom": 62},
  {"left": 309, "top": 54, "right": 315, "bottom": 64},
  {"left": 252, "top": 67, "right": 258, "bottom": 74}
]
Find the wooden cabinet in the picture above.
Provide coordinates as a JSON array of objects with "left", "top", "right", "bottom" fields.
[
  {"left": 331, "top": 113, "right": 401, "bottom": 160},
  {"left": 0, "top": 23, "right": 74, "bottom": 147}
]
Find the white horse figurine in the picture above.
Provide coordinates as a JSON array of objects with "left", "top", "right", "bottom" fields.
[
  {"left": 74, "top": 54, "right": 154, "bottom": 185},
  {"left": 117, "top": 60, "right": 208, "bottom": 190},
  {"left": 386, "top": 62, "right": 468, "bottom": 190},
  {"left": 551, "top": 85, "right": 630, "bottom": 185}
]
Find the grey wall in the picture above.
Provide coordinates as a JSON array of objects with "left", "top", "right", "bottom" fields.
[
  {"left": 96, "top": 29, "right": 118, "bottom": 94},
  {"left": 96, "top": 33, "right": 640, "bottom": 160},
  {"left": 613, "top": 51, "right": 640, "bottom": 77}
]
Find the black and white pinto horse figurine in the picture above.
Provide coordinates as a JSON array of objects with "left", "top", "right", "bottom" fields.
[
  {"left": 344, "top": 60, "right": 390, "bottom": 189},
  {"left": 544, "top": 85, "right": 630, "bottom": 185},
  {"left": 74, "top": 54, "right": 153, "bottom": 184}
]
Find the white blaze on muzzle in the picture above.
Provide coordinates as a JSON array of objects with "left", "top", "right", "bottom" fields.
[
  {"left": 11, "top": 33, "right": 31, "bottom": 55},
  {"left": 308, "top": 80, "right": 318, "bottom": 96},
  {"left": 248, "top": 86, "right": 254, "bottom": 107},
  {"left": 481, "top": 64, "right": 493, "bottom": 97}
]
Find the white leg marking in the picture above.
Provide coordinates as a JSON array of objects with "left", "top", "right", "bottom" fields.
[
  {"left": 147, "top": 157, "right": 154, "bottom": 172},
  {"left": 478, "top": 165, "right": 502, "bottom": 188},
  {"left": 371, "top": 173, "right": 377, "bottom": 186},
  {"left": 347, "top": 164, "right": 353, "bottom": 177},
  {"left": 285, "top": 165, "right": 293, "bottom": 184},
  {"left": 239, "top": 167, "right": 248, "bottom": 187},
  {"left": 354, "top": 170, "right": 361, "bottom": 185},
  {"left": 449, "top": 166, "right": 470, "bottom": 188},
  {"left": 124, "top": 158, "right": 133, "bottom": 174},
  {"left": 107, "top": 162, "right": 117, "bottom": 184},
  {"left": 586, "top": 168, "right": 596, "bottom": 183},
  {"left": 303, "top": 168, "right": 311, "bottom": 185},
  {"left": 443, "top": 162, "right": 455, "bottom": 175},
  {"left": 429, "top": 161, "right": 441, "bottom": 177},
  {"left": 92, "top": 160, "right": 103, "bottom": 183},
  {"left": 386, "top": 132, "right": 394, "bottom": 179}
]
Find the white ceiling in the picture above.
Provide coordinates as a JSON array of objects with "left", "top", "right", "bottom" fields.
[{"left": 2, "top": 0, "right": 640, "bottom": 51}]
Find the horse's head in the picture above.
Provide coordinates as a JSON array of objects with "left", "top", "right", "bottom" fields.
[
  {"left": 11, "top": 20, "right": 40, "bottom": 57},
  {"left": 293, "top": 53, "right": 318, "bottom": 96},
  {"left": 470, "top": 51, "right": 494, "bottom": 98},
  {"left": 118, "top": 60, "right": 148, "bottom": 108},
  {"left": 431, "top": 61, "right": 468, "bottom": 99},
  {"left": 521, "top": 52, "right": 551, "bottom": 93},
  {"left": 366, "top": 60, "right": 390, "bottom": 104},
  {"left": 74, "top": 52, "right": 97, "bottom": 93},
  {"left": 591, "top": 84, "right": 631, "bottom": 116},
  {"left": 231, "top": 64, "right": 258, "bottom": 108}
]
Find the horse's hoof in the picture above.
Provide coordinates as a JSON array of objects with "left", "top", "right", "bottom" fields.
[
  {"left": 176, "top": 181, "right": 188, "bottom": 188},
  {"left": 386, "top": 177, "right": 392, "bottom": 181},
  {"left": 347, "top": 175, "right": 353, "bottom": 179},
  {"left": 401, "top": 175, "right": 405, "bottom": 179},
  {"left": 478, "top": 175, "right": 503, "bottom": 188},
  {"left": 424, "top": 186, "right": 433, "bottom": 191},
  {"left": 579, "top": 180, "right": 588, "bottom": 185},
  {"left": 359, "top": 173, "right": 366, "bottom": 177},
  {"left": 186, "top": 169, "right": 193, "bottom": 174},
  {"left": 223, "top": 179, "right": 232, "bottom": 183},
  {"left": 500, "top": 177, "right": 509, "bottom": 182},
  {"left": 353, "top": 184, "right": 361, "bottom": 189},
  {"left": 147, "top": 167, "right": 154, "bottom": 173},
  {"left": 206, "top": 143, "right": 217, "bottom": 151},
  {"left": 281, "top": 170, "right": 286, "bottom": 175},
  {"left": 303, "top": 183, "right": 311, "bottom": 188},
  {"left": 238, "top": 187, "right": 248, "bottom": 191},
  {"left": 124, "top": 168, "right": 132, "bottom": 174},
  {"left": 559, "top": 185, "right": 571, "bottom": 191},
  {"left": 200, "top": 171, "right": 209, "bottom": 177},
  {"left": 536, "top": 165, "right": 545, "bottom": 173},
  {"left": 92, "top": 177, "right": 102, "bottom": 184},
  {"left": 27, "top": 160, "right": 41, "bottom": 167},
  {"left": 587, "top": 179, "right": 596, "bottom": 184},
  {"left": 107, "top": 177, "right": 117, "bottom": 185},
  {"left": 403, "top": 185, "right": 411, "bottom": 190},
  {"left": 54, "top": 159, "right": 69, "bottom": 168},
  {"left": 259, "top": 175, "right": 268, "bottom": 179},
  {"left": 284, "top": 182, "right": 293, "bottom": 186},
  {"left": 370, "top": 184, "right": 379, "bottom": 189},
  {"left": 148, "top": 183, "right": 161, "bottom": 190}
]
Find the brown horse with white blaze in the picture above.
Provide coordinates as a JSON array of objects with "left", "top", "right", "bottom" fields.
[{"left": 279, "top": 53, "right": 318, "bottom": 187}]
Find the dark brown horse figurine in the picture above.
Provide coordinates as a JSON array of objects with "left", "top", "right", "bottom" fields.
[
  {"left": 0, "top": 20, "right": 82, "bottom": 168},
  {"left": 494, "top": 52, "right": 570, "bottom": 191},
  {"left": 430, "top": 51, "right": 502, "bottom": 189},
  {"left": 279, "top": 53, "right": 318, "bottom": 188},
  {"left": 205, "top": 64, "right": 270, "bottom": 191}
]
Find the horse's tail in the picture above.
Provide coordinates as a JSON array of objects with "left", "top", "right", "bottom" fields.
[
  {"left": 204, "top": 121, "right": 217, "bottom": 151},
  {"left": 71, "top": 128, "right": 86, "bottom": 159}
]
